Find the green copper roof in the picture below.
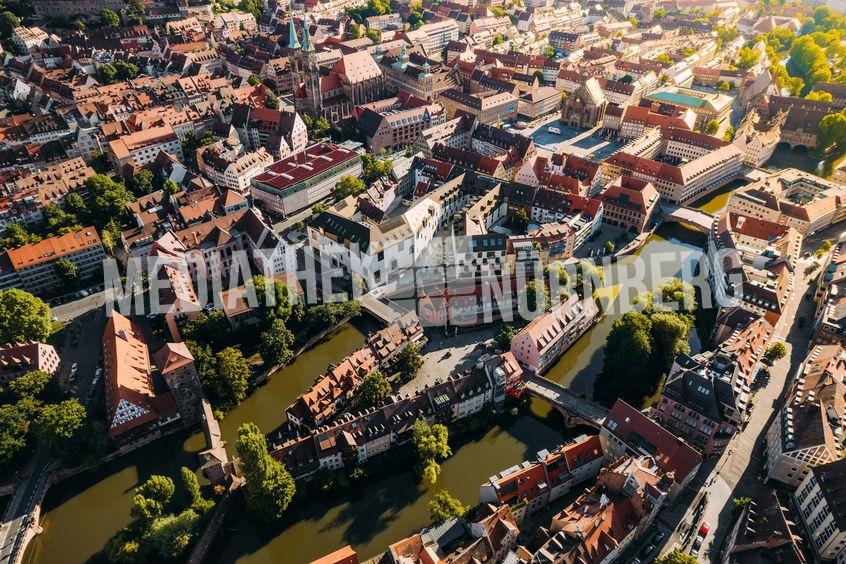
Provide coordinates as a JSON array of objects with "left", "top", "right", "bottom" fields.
[
  {"left": 301, "top": 16, "right": 314, "bottom": 52},
  {"left": 288, "top": 17, "right": 301, "bottom": 50}
]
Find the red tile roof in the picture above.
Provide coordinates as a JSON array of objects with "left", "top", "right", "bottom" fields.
[{"left": 603, "top": 399, "right": 701, "bottom": 483}]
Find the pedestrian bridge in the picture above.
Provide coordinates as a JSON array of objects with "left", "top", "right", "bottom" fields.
[
  {"left": 661, "top": 204, "right": 714, "bottom": 233},
  {"left": 359, "top": 293, "right": 405, "bottom": 325},
  {"left": 523, "top": 375, "right": 608, "bottom": 428}
]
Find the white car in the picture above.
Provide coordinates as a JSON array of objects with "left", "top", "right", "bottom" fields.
[{"left": 548, "top": 126, "right": 562, "bottom": 135}]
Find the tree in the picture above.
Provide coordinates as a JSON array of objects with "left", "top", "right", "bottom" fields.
[
  {"left": 524, "top": 279, "right": 549, "bottom": 314},
  {"left": 704, "top": 119, "right": 720, "bottom": 135},
  {"left": 412, "top": 419, "right": 450, "bottom": 484},
  {"left": 259, "top": 318, "right": 294, "bottom": 367},
  {"left": 816, "top": 240, "right": 833, "bottom": 257},
  {"left": 764, "top": 342, "right": 787, "bottom": 361},
  {"left": 654, "top": 8, "right": 666, "bottom": 18},
  {"left": 395, "top": 343, "right": 423, "bottom": 383},
  {"left": 2, "top": 223, "right": 41, "bottom": 249},
  {"left": 513, "top": 208, "right": 529, "bottom": 231},
  {"left": 495, "top": 324, "right": 515, "bottom": 351},
  {"left": 650, "top": 312, "right": 691, "bottom": 373},
  {"left": 533, "top": 70, "right": 545, "bottom": 84},
  {"left": 8, "top": 370, "right": 51, "bottom": 400},
  {"left": 146, "top": 509, "right": 198, "bottom": 559},
  {"left": 654, "top": 278, "right": 697, "bottom": 318},
  {"left": 789, "top": 35, "right": 831, "bottom": 90},
  {"left": 428, "top": 490, "right": 465, "bottom": 523},
  {"left": 723, "top": 125, "right": 735, "bottom": 142},
  {"left": 360, "top": 153, "right": 393, "bottom": 183},
  {"left": 656, "top": 53, "right": 672, "bottom": 64},
  {"left": 131, "top": 475, "right": 175, "bottom": 525},
  {"left": 180, "top": 467, "right": 213, "bottom": 514},
  {"left": 236, "top": 422, "right": 295, "bottom": 520},
  {"left": 89, "top": 152, "right": 113, "bottom": 174},
  {"left": 106, "top": 530, "right": 143, "bottom": 563},
  {"left": 163, "top": 179, "right": 180, "bottom": 195},
  {"left": 359, "top": 370, "right": 391, "bottom": 408},
  {"left": 86, "top": 174, "right": 133, "bottom": 224},
  {"left": 264, "top": 91, "right": 279, "bottom": 110},
  {"left": 54, "top": 258, "right": 79, "bottom": 285},
  {"left": 34, "top": 399, "right": 87, "bottom": 457},
  {"left": 248, "top": 74, "right": 261, "bottom": 86},
  {"left": 545, "top": 45, "right": 555, "bottom": 56},
  {"left": 248, "top": 275, "right": 293, "bottom": 323},
  {"left": 818, "top": 109, "right": 846, "bottom": 153},
  {"left": 574, "top": 261, "right": 604, "bottom": 299},
  {"left": 732, "top": 497, "right": 752, "bottom": 512},
  {"left": 366, "top": 28, "right": 381, "bottom": 43},
  {"left": 113, "top": 62, "right": 139, "bottom": 81},
  {"left": 0, "top": 11, "right": 20, "bottom": 39},
  {"left": 44, "top": 204, "right": 82, "bottom": 235},
  {"left": 654, "top": 550, "right": 697, "bottom": 564},
  {"left": 0, "top": 289, "right": 51, "bottom": 344},
  {"left": 239, "top": 0, "right": 264, "bottom": 19},
  {"left": 97, "top": 63, "right": 117, "bottom": 84},
  {"left": 182, "top": 310, "right": 230, "bottom": 349},
  {"left": 312, "top": 202, "right": 330, "bottom": 214},
  {"left": 100, "top": 219, "right": 122, "bottom": 255},
  {"left": 412, "top": 420, "right": 450, "bottom": 460},
  {"left": 215, "top": 347, "right": 251, "bottom": 407},
  {"left": 64, "top": 193, "right": 89, "bottom": 220},
  {"left": 129, "top": 169, "right": 154, "bottom": 196},
  {"left": 332, "top": 175, "right": 366, "bottom": 200},
  {"left": 735, "top": 47, "right": 759, "bottom": 70},
  {"left": 806, "top": 90, "right": 833, "bottom": 101},
  {"left": 593, "top": 311, "right": 653, "bottom": 407},
  {"left": 100, "top": 8, "right": 120, "bottom": 27},
  {"left": 604, "top": 241, "right": 615, "bottom": 254},
  {"left": 0, "top": 403, "right": 31, "bottom": 466},
  {"left": 310, "top": 116, "right": 330, "bottom": 138}
]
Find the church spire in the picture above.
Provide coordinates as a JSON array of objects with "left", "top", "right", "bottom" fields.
[
  {"left": 301, "top": 14, "right": 314, "bottom": 53},
  {"left": 288, "top": 16, "right": 301, "bottom": 50}
]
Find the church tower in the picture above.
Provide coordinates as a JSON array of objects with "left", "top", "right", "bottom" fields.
[{"left": 290, "top": 14, "right": 322, "bottom": 117}]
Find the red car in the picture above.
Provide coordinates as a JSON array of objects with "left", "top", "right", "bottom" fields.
[{"left": 698, "top": 522, "right": 710, "bottom": 537}]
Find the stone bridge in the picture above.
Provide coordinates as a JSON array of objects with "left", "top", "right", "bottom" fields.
[
  {"left": 660, "top": 204, "right": 715, "bottom": 233},
  {"left": 523, "top": 375, "right": 608, "bottom": 429}
]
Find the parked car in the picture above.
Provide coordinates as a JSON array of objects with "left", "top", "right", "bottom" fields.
[
  {"left": 691, "top": 521, "right": 710, "bottom": 555},
  {"left": 548, "top": 126, "right": 562, "bottom": 134},
  {"left": 654, "top": 531, "right": 666, "bottom": 544},
  {"left": 691, "top": 537, "right": 703, "bottom": 556},
  {"left": 70, "top": 363, "right": 79, "bottom": 374}
]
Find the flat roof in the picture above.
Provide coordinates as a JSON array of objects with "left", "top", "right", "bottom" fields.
[
  {"left": 647, "top": 91, "right": 708, "bottom": 108},
  {"left": 252, "top": 142, "right": 360, "bottom": 193}
]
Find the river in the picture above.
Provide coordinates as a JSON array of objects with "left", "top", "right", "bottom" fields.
[
  {"left": 25, "top": 224, "right": 710, "bottom": 564},
  {"left": 24, "top": 322, "right": 373, "bottom": 564}
]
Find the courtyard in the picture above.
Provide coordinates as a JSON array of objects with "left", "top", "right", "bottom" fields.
[{"left": 527, "top": 119, "right": 624, "bottom": 161}]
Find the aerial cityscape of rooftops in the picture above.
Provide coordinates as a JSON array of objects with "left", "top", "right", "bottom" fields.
[{"left": 3, "top": 0, "right": 846, "bottom": 562}]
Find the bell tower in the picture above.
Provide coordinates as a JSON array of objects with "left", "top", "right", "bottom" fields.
[{"left": 291, "top": 13, "right": 322, "bottom": 117}]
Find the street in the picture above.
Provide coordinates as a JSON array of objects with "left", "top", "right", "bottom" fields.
[
  {"left": 653, "top": 255, "right": 817, "bottom": 562},
  {"left": 0, "top": 293, "right": 108, "bottom": 564}
]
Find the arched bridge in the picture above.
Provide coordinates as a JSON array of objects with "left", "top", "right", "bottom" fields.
[
  {"left": 523, "top": 375, "right": 608, "bottom": 429},
  {"left": 660, "top": 204, "right": 714, "bottom": 233}
]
